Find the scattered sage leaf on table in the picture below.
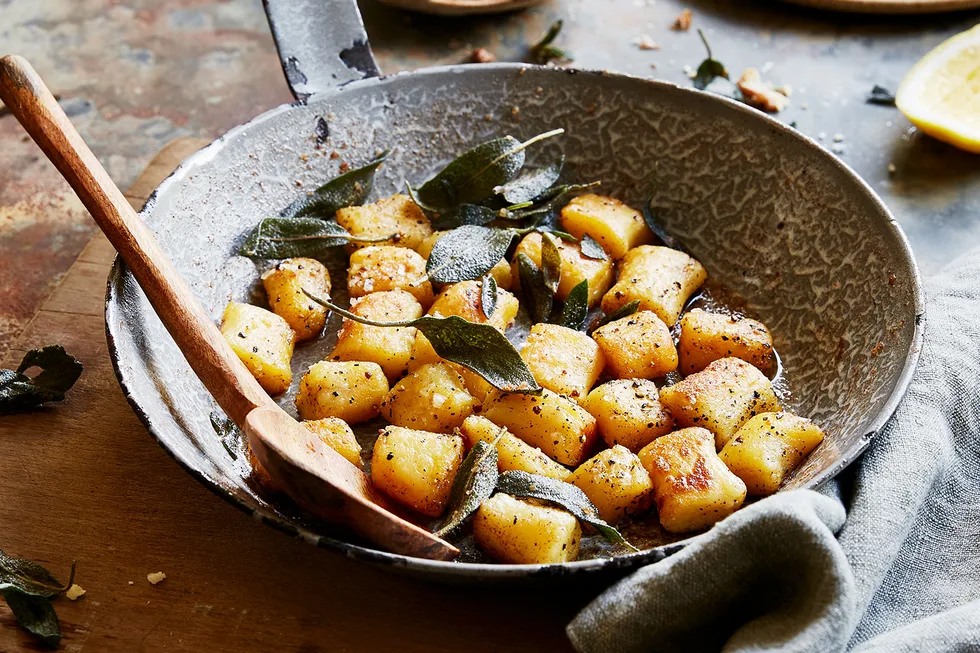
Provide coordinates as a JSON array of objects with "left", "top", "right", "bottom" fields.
[
  {"left": 238, "top": 217, "right": 387, "bottom": 258},
  {"left": 590, "top": 300, "right": 641, "bottom": 333},
  {"left": 578, "top": 234, "right": 608, "bottom": 260},
  {"left": 435, "top": 440, "right": 499, "bottom": 537},
  {"left": 425, "top": 225, "right": 516, "bottom": 284},
  {"left": 480, "top": 275, "right": 498, "bottom": 320},
  {"left": 495, "top": 471, "right": 637, "bottom": 550},
  {"left": 414, "top": 130, "right": 563, "bottom": 213},
  {"left": 692, "top": 30, "right": 743, "bottom": 102},
  {"left": 561, "top": 280, "right": 590, "bottom": 331},
  {"left": 540, "top": 232, "right": 562, "bottom": 294},
  {"left": 304, "top": 291, "right": 541, "bottom": 394},
  {"left": 516, "top": 252, "right": 554, "bottom": 324},
  {"left": 280, "top": 151, "right": 388, "bottom": 218},
  {"left": 0, "top": 551, "right": 75, "bottom": 598},
  {"left": 0, "top": 345, "right": 82, "bottom": 415},
  {"left": 2, "top": 590, "right": 61, "bottom": 650},
  {"left": 867, "top": 85, "right": 897, "bottom": 106},
  {"left": 495, "top": 156, "right": 564, "bottom": 205},
  {"left": 530, "top": 19, "right": 572, "bottom": 65}
]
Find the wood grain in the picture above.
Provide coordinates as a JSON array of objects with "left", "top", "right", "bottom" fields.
[
  {"left": 0, "top": 55, "right": 456, "bottom": 562},
  {"left": 779, "top": 0, "right": 980, "bottom": 13},
  {"left": 0, "top": 137, "right": 588, "bottom": 651}
]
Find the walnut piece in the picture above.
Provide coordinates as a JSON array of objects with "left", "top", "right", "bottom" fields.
[
  {"left": 671, "top": 9, "right": 692, "bottom": 31},
  {"left": 737, "top": 68, "right": 789, "bottom": 113},
  {"left": 470, "top": 47, "right": 496, "bottom": 64}
]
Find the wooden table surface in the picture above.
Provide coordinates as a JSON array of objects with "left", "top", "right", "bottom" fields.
[{"left": 0, "top": 139, "right": 588, "bottom": 652}]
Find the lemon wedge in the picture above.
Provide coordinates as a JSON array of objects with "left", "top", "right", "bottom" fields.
[{"left": 897, "top": 24, "right": 980, "bottom": 153}]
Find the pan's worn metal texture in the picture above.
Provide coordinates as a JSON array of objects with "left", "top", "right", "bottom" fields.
[{"left": 106, "top": 18, "right": 922, "bottom": 577}]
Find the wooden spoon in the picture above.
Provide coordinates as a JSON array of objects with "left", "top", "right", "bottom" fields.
[
  {"left": 377, "top": 0, "right": 541, "bottom": 15},
  {"left": 0, "top": 55, "right": 458, "bottom": 562}
]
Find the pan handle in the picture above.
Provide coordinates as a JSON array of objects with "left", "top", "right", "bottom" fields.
[{"left": 262, "top": 0, "right": 381, "bottom": 101}]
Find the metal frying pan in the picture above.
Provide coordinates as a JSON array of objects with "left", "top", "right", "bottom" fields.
[{"left": 104, "top": 0, "right": 923, "bottom": 581}]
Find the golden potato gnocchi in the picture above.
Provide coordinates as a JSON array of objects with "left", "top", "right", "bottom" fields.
[
  {"left": 335, "top": 194, "right": 432, "bottom": 251},
  {"left": 592, "top": 310, "right": 678, "bottom": 380},
  {"left": 458, "top": 415, "right": 572, "bottom": 481},
  {"left": 295, "top": 360, "right": 388, "bottom": 424},
  {"left": 678, "top": 309, "right": 776, "bottom": 376},
  {"left": 602, "top": 245, "right": 707, "bottom": 326},
  {"left": 220, "top": 302, "right": 295, "bottom": 396},
  {"left": 329, "top": 290, "right": 422, "bottom": 382},
  {"left": 570, "top": 445, "right": 653, "bottom": 524},
  {"left": 560, "top": 193, "right": 653, "bottom": 259},
  {"left": 302, "top": 417, "right": 363, "bottom": 468},
  {"left": 520, "top": 323, "right": 605, "bottom": 403},
  {"left": 639, "top": 427, "right": 747, "bottom": 533},
  {"left": 347, "top": 245, "right": 434, "bottom": 308},
  {"left": 261, "top": 257, "right": 331, "bottom": 342},
  {"left": 381, "top": 362, "right": 478, "bottom": 433},
  {"left": 512, "top": 231, "right": 614, "bottom": 307},
  {"left": 583, "top": 379, "right": 675, "bottom": 452},
  {"left": 719, "top": 412, "right": 825, "bottom": 495},
  {"left": 371, "top": 426, "right": 464, "bottom": 517},
  {"left": 473, "top": 493, "right": 581, "bottom": 564},
  {"left": 660, "top": 357, "right": 781, "bottom": 450}
]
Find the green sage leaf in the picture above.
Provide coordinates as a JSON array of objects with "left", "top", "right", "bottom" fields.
[
  {"left": 540, "top": 232, "right": 562, "bottom": 295},
  {"left": 591, "top": 300, "right": 641, "bottom": 333},
  {"left": 415, "top": 130, "right": 563, "bottom": 212},
  {"left": 516, "top": 252, "right": 554, "bottom": 324},
  {"left": 561, "top": 280, "right": 589, "bottom": 331},
  {"left": 538, "top": 227, "right": 577, "bottom": 242},
  {"left": 495, "top": 470, "right": 637, "bottom": 550},
  {"left": 281, "top": 151, "right": 388, "bottom": 218},
  {"left": 0, "top": 550, "right": 74, "bottom": 598},
  {"left": 579, "top": 234, "right": 608, "bottom": 260},
  {"left": 0, "top": 346, "right": 83, "bottom": 415},
  {"left": 237, "top": 217, "right": 387, "bottom": 258},
  {"left": 210, "top": 412, "right": 240, "bottom": 461},
  {"left": 304, "top": 291, "right": 541, "bottom": 394},
  {"left": 425, "top": 225, "right": 516, "bottom": 284},
  {"left": 692, "top": 30, "right": 742, "bottom": 102},
  {"left": 505, "top": 181, "right": 601, "bottom": 224},
  {"left": 430, "top": 203, "right": 499, "bottom": 231},
  {"left": 641, "top": 195, "right": 679, "bottom": 249},
  {"left": 495, "top": 156, "right": 563, "bottom": 205},
  {"left": 435, "top": 440, "right": 500, "bottom": 537},
  {"left": 481, "top": 275, "right": 498, "bottom": 320},
  {"left": 2, "top": 590, "right": 61, "bottom": 650},
  {"left": 529, "top": 20, "right": 571, "bottom": 65}
]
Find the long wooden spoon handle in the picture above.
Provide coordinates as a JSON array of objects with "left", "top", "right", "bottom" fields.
[{"left": 0, "top": 55, "right": 270, "bottom": 425}]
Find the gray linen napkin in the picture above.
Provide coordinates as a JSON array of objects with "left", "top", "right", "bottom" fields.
[{"left": 567, "top": 250, "right": 980, "bottom": 652}]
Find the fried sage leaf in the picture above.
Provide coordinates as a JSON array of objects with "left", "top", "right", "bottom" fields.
[
  {"left": 529, "top": 19, "right": 571, "bottom": 65},
  {"left": 591, "top": 300, "right": 641, "bottom": 333},
  {"left": 495, "top": 156, "right": 564, "bottom": 205},
  {"left": 867, "top": 84, "right": 896, "bottom": 106},
  {"left": 495, "top": 471, "right": 637, "bottom": 550},
  {"left": 281, "top": 151, "right": 388, "bottom": 218},
  {"left": 0, "top": 550, "right": 74, "bottom": 598},
  {"left": 481, "top": 275, "right": 498, "bottom": 320},
  {"left": 692, "top": 30, "right": 743, "bottom": 102},
  {"left": 238, "top": 217, "right": 388, "bottom": 258},
  {"left": 540, "top": 232, "right": 562, "bottom": 295},
  {"left": 425, "top": 225, "right": 516, "bottom": 284},
  {"left": 516, "top": 252, "right": 554, "bottom": 324},
  {"left": 304, "top": 291, "right": 541, "bottom": 394},
  {"left": 0, "top": 345, "right": 83, "bottom": 415},
  {"left": 560, "top": 280, "right": 589, "bottom": 331},
  {"left": 579, "top": 234, "right": 608, "bottom": 260},
  {"left": 641, "top": 196, "right": 680, "bottom": 250},
  {"left": 2, "top": 590, "right": 61, "bottom": 650},
  {"left": 435, "top": 440, "right": 499, "bottom": 537},
  {"left": 430, "top": 203, "right": 499, "bottom": 231},
  {"left": 415, "top": 130, "right": 563, "bottom": 212},
  {"left": 210, "top": 412, "right": 240, "bottom": 461}
]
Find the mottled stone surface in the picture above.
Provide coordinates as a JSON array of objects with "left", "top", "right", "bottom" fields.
[{"left": 1, "top": 0, "right": 978, "bottom": 362}]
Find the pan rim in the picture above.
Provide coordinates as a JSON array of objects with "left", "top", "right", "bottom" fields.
[{"left": 105, "top": 61, "right": 924, "bottom": 578}]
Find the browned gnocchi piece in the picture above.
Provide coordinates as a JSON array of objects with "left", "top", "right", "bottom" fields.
[
  {"left": 261, "top": 257, "right": 331, "bottom": 342},
  {"left": 678, "top": 309, "right": 776, "bottom": 376},
  {"left": 601, "top": 245, "right": 707, "bottom": 326},
  {"left": 329, "top": 290, "right": 422, "bottom": 382},
  {"left": 302, "top": 417, "right": 363, "bottom": 468},
  {"left": 347, "top": 245, "right": 434, "bottom": 308},
  {"left": 659, "top": 357, "right": 781, "bottom": 450},
  {"left": 220, "top": 302, "right": 295, "bottom": 396},
  {"left": 370, "top": 426, "right": 464, "bottom": 517},
  {"left": 638, "top": 427, "right": 747, "bottom": 533},
  {"left": 335, "top": 194, "right": 433, "bottom": 251},
  {"left": 473, "top": 493, "right": 581, "bottom": 564},
  {"left": 512, "top": 231, "right": 615, "bottom": 307},
  {"left": 719, "top": 412, "right": 825, "bottom": 495},
  {"left": 295, "top": 360, "right": 389, "bottom": 424},
  {"left": 458, "top": 415, "right": 571, "bottom": 481},
  {"left": 520, "top": 323, "right": 605, "bottom": 403},
  {"left": 559, "top": 193, "right": 654, "bottom": 259},
  {"left": 582, "top": 379, "right": 675, "bottom": 452},
  {"left": 381, "top": 362, "right": 478, "bottom": 433},
  {"left": 570, "top": 445, "right": 653, "bottom": 524},
  {"left": 592, "top": 310, "right": 678, "bottom": 379}
]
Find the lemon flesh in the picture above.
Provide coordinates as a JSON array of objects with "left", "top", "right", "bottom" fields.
[{"left": 897, "top": 25, "right": 980, "bottom": 153}]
